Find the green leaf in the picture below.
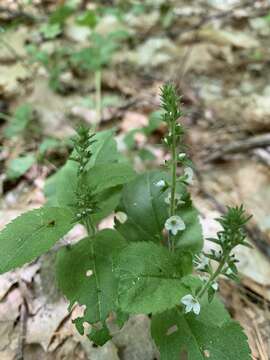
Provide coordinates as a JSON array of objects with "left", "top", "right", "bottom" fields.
[
  {"left": 85, "top": 163, "right": 136, "bottom": 194},
  {"left": 44, "top": 129, "right": 119, "bottom": 206},
  {"left": 55, "top": 161, "right": 135, "bottom": 205},
  {"left": 56, "top": 229, "right": 127, "bottom": 341},
  {"left": 76, "top": 10, "right": 97, "bottom": 29},
  {"left": 151, "top": 297, "right": 251, "bottom": 360},
  {"left": 88, "top": 323, "right": 111, "bottom": 346},
  {"left": 115, "top": 242, "right": 192, "bottom": 314},
  {"left": 0, "top": 207, "right": 73, "bottom": 274},
  {"left": 143, "top": 110, "right": 164, "bottom": 135},
  {"left": 7, "top": 154, "right": 35, "bottom": 180},
  {"left": 49, "top": 5, "right": 73, "bottom": 25},
  {"left": 116, "top": 171, "right": 203, "bottom": 254},
  {"left": 40, "top": 23, "right": 61, "bottom": 39},
  {"left": 4, "top": 104, "right": 33, "bottom": 138},
  {"left": 38, "top": 137, "right": 61, "bottom": 155},
  {"left": 87, "top": 129, "right": 119, "bottom": 167}
]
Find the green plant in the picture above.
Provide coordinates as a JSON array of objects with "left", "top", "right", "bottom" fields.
[
  {"left": 71, "top": 30, "right": 129, "bottom": 127},
  {"left": 0, "top": 85, "right": 251, "bottom": 358},
  {"left": 1, "top": 104, "right": 34, "bottom": 139},
  {"left": 39, "top": 4, "right": 73, "bottom": 40},
  {"left": 26, "top": 44, "right": 72, "bottom": 93}
]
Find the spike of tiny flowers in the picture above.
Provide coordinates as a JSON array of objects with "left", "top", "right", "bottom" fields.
[
  {"left": 165, "top": 215, "right": 185, "bottom": 235},
  {"left": 181, "top": 294, "right": 200, "bottom": 315}
]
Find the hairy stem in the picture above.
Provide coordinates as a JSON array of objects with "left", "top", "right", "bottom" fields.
[
  {"left": 85, "top": 216, "right": 96, "bottom": 237},
  {"left": 169, "top": 120, "right": 177, "bottom": 252},
  {"left": 197, "top": 253, "right": 229, "bottom": 299}
]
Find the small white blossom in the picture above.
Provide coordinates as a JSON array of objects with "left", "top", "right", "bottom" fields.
[
  {"left": 194, "top": 254, "right": 209, "bottom": 271},
  {"left": 165, "top": 215, "right": 185, "bottom": 235},
  {"left": 226, "top": 268, "right": 233, "bottom": 275},
  {"left": 115, "top": 211, "right": 128, "bottom": 224},
  {"left": 181, "top": 294, "right": 200, "bottom": 315},
  {"left": 165, "top": 192, "right": 185, "bottom": 206},
  {"left": 211, "top": 282, "right": 219, "bottom": 291},
  {"left": 155, "top": 180, "right": 166, "bottom": 188},
  {"left": 178, "top": 153, "right": 186, "bottom": 160},
  {"left": 184, "top": 167, "right": 194, "bottom": 185}
]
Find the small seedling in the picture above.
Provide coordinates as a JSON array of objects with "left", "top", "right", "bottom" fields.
[{"left": 0, "top": 84, "right": 252, "bottom": 359}]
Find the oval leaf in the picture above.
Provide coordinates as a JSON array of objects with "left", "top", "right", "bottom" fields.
[
  {"left": 56, "top": 229, "right": 127, "bottom": 338},
  {"left": 0, "top": 207, "right": 73, "bottom": 274},
  {"left": 151, "top": 297, "right": 251, "bottom": 360},
  {"left": 116, "top": 242, "right": 192, "bottom": 314}
]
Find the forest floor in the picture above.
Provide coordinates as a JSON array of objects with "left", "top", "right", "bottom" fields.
[{"left": 0, "top": 1, "right": 270, "bottom": 359}]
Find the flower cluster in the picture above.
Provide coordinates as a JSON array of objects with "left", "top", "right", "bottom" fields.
[
  {"left": 69, "top": 126, "right": 100, "bottom": 222},
  {"left": 159, "top": 84, "right": 195, "bottom": 241},
  {"left": 195, "top": 205, "right": 251, "bottom": 301},
  {"left": 70, "top": 125, "right": 96, "bottom": 174}
]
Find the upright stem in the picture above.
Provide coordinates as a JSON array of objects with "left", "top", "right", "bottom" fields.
[
  {"left": 95, "top": 69, "right": 102, "bottom": 129},
  {"left": 85, "top": 216, "right": 96, "bottom": 237},
  {"left": 197, "top": 253, "right": 229, "bottom": 299},
  {"left": 169, "top": 120, "right": 177, "bottom": 252}
]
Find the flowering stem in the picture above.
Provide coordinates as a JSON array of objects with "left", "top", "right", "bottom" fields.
[
  {"left": 197, "top": 252, "right": 229, "bottom": 299},
  {"left": 169, "top": 120, "right": 177, "bottom": 252},
  {"left": 85, "top": 216, "right": 96, "bottom": 237}
]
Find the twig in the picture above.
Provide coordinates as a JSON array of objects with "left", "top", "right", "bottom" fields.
[
  {"left": 15, "top": 279, "right": 29, "bottom": 360},
  {"left": 253, "top": 148, "right": 270, "bottom": 167},
  {"left": 0, "top": 6, "right": 37, "bottom": 22},
  {"left": 174, "top": 0, "right": 270, "bottom": 38},
  {"left": 205, "top": 134, "right": 270, "bottom": 163}
]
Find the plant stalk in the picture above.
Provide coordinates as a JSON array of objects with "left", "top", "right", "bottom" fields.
[
  {"left": 95, "top": 69, "right": 102, "bottom": 129},
  {"left": 85, "top": 216, "right": 96, "bottom": 237},
  {"left": 169, "top": 120, "right": 177, "bottom": 252},
  {"left": 197, "top": 253, "right": 229, "bottom": 299}
]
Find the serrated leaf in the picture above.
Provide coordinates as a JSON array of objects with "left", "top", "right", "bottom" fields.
[
  {"left": 116, "top": 171, "right": 203, "bottom": 254},
  {"left": 151, "top": 297, "right": 251, "bottom": 360},
  {"left": 0, "top": 207, "right": 73, "bottom": 274},
  {"left": 116, "top": 242, "right": 192, "bottom": 314},
  {"left": 56, "top": 229, "right": 127, "bottom": 338}
]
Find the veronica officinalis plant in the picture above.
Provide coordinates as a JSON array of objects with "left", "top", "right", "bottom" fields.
[{"left": 0, "top": 85, "right": 252, "bottom": 359}]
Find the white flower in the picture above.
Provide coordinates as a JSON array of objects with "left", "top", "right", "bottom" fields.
[
  {"left": 115, "top": 211, "right": 128, "bottom": 224},
  {"left": 165, "top": 215, "right": 185, "bottom": 235},
  {"left": 181, "top": 294, "right": 200, "bottom": 315},
  {"left": 194, "top": 254, "right": 209, "bottom": 271},
  {"left": 178, "top": 153, "right": 186, "bottom": 160},
  {"left": 155, "top": 180, "right": 166, "bottom": 188},
  {"left": 211, "top": 282, "right": 219, "bottom": 291},
  {"left": 184, "top": 167, "right": 194, "bottom": 185},
  {"left": 165, "top": 192, "right": 185, "bottom": 206}
]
